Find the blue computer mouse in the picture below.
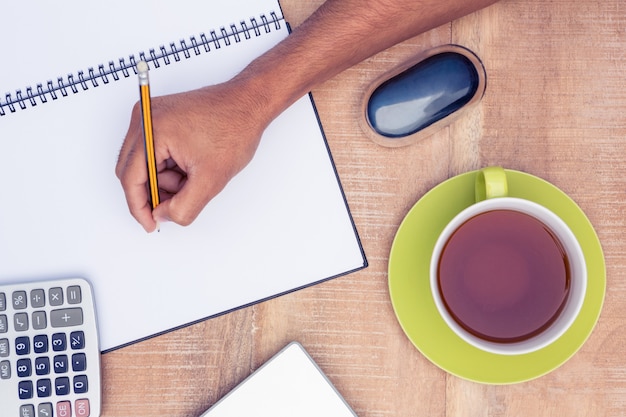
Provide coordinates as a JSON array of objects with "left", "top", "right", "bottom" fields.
[{"left": 363, "top": 45, "right": 486, "bottom": 147}]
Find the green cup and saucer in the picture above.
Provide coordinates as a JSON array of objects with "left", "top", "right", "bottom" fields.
[{"left": 388, "top": 168, "right": 606, "bottom": 384}]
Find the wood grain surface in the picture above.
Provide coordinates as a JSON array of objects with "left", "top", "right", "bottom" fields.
[{"left": 101, "top": 1, "right": 626, "bottom": 416}]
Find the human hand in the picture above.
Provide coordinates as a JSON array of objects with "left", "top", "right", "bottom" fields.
[{"left": 116, "top": 81, "right": 269, "bottom": 232}]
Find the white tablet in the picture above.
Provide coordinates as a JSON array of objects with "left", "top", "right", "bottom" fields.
[{"left": 200, "top": 342, "right": 358, "bottom": 417}]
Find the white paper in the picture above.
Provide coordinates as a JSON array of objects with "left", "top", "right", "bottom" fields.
[{"left": 0, "top": 0, "right": 366, "bottom": 351}]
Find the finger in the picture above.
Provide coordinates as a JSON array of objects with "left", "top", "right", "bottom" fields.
[
  {"left": 125, "top": 191, "right": 158, "bottom": 233},
  {"left": 157, "top": 169, "right": 187, "bottom": 194},
  {"left": 118, "top": 143, "right": 159, "bottom": 232},
  {"left": 162, "top": 157, "right": 179, "bottom": 170},
  {"left": 153, "top": 173, "right": 224, "bottom": 226}
]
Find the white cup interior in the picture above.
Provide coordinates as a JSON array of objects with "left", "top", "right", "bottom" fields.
[{"left": 430, "top": 197, "right": 587, "bottom": 355}]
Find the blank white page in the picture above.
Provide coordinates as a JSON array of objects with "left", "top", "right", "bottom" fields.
[
  {"left": 0, "top": 0, "right": 366, "bottom": 351},
  {"left": 201, "top": 343, "right": 358, "bottom": 417}
]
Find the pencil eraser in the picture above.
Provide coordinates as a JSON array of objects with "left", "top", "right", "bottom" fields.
[{"left": 137, "top": 60, "right": 149, "bottom": 74}]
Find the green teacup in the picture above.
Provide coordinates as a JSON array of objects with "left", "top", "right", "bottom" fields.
[{"left": 430, "top": 167, "right": 587, "bottom": 355}]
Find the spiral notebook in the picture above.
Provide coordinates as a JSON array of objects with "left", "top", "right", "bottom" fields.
[
  {"left": 0, "top": 0, "right": 366, "bottom": 351},
  {"left": 200, "top": 342, "right": 358, "bottom": 417}
]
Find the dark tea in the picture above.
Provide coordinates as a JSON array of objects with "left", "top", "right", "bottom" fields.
[{"left": 437, "top": 209, "right": 571, "bottom": 343}]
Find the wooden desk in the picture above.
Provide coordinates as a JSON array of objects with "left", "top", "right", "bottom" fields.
[{"left": 101, "top": 1, "right": 626, "bottom": 415}]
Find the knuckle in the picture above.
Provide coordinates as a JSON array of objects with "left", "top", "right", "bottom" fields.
[
  {"left": 117, "top": 171, "right": 133, "bottom": 188},
  {"left": 167, "top": 204, "right": 196, "bottom": 227},
  {"left": 114, "top": 162, "right": 125, "bottom": 179}
]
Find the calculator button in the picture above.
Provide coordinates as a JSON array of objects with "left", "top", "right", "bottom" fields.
[
  {"left": 75, "top": 399, "right": 91, "bottom": 417},
  {"left": 34, "top": 335, "right": 49, "bottom": 354},
  {"left": 37, "top": 379, "right": 53, "bottom": 398},
  {"left": 73, "top": 375, "right": 89, "bottom": 394},
  {"left": 52, "top": 333, "right": 67, "bottom": 351},
  {"left": 55, "top": 377, "right": 71, "bottom": 395},
  {"left": 70, "top": 331, "right": 85, "bottom": 350},
  {"left": 13, "top": 291, "right": 28, "bottom": 309},
  {"left": 19, "top": 380, "right": 34, "bottom": 399},
  {"left": 49, "top": 288, "right": 64, "bottom": 306},
  {"left": 0, "top": 292, "right": 5, "bottom": 311},
  {"left": 0, "top": 359, "right": 10, "bottom": 378},
  {"left": 38, "top": 402, "right": 53, "bottom": 417},
  {"left": 14, "top": 312, "right": 29, "bottom": 331},
  {"left": 16, "top": 336, "right": 30, "bottom": 355},
  {"left": 0, "top": 338, "right": 10, "bottom": 356},
  {"left": 31, "top": 289, "right": 46, "bottom": 308},
  {"left": 0, "top": 314, "right": 7, "bottom": 333},
  {"left": 57, "top": 401, "right": 72, "bottom": 417},
  {"left": 51, "top": 308, "right": 83, "bottom": 328},
  {"left": 67, "top": 286, "right": 82, "bottom": 304},
  {"left": 17, "top": 358, "right": 32, "bottom": 377},
  {"left": 35, "top": 357, "right": 51, "bottom": 376},
  {"left": 32, "top": 311, "right": 47, "bottom": 330},
  {"left": 20, "top": 404, "right": 36, "bottom": 417},
  {"left": 72, "top": 353, "right": 87, "bottom": 372},
  {"left": 53, "top": 355, "right": 69, "bottom": 373}
]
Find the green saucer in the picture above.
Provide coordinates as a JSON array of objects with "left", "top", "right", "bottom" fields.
[{"left": 388, "top": 169, "right": 605, "bottom": 384}]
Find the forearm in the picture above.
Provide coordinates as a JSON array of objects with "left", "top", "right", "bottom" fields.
[
  {"left": 117, "top": 0, "right": 501, "bottom": 230},
  {"left": 235, "top": 0, "right": 500, "bottom": 123}
]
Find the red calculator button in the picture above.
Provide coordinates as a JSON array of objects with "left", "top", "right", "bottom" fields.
[
  {"left": 57, "top": 401, "right": 71, "bottom": 417},
  {"left": 76, "top": 399, "right": 90, "bottom": 417}
]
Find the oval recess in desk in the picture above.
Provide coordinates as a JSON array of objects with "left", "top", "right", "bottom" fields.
[{"left": 366, "top": 49, "right": 483, "bottom": 141}]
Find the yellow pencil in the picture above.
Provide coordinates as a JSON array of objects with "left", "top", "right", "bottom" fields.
[{"left": 137, "top": 60, "right": 160, "bottom": 211}]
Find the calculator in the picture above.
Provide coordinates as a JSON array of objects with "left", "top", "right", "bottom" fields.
[{"left": 0, "top": 278, "right": 101, "bottom": 417}]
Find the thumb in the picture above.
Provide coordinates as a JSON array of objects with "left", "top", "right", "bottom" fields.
[{"left": 152, "top": 174, "right": 223, "bottom": 226}]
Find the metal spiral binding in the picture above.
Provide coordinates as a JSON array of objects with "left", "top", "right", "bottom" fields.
[{"left": 0, "top": 11, "right": 282, "bottom": 117}]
